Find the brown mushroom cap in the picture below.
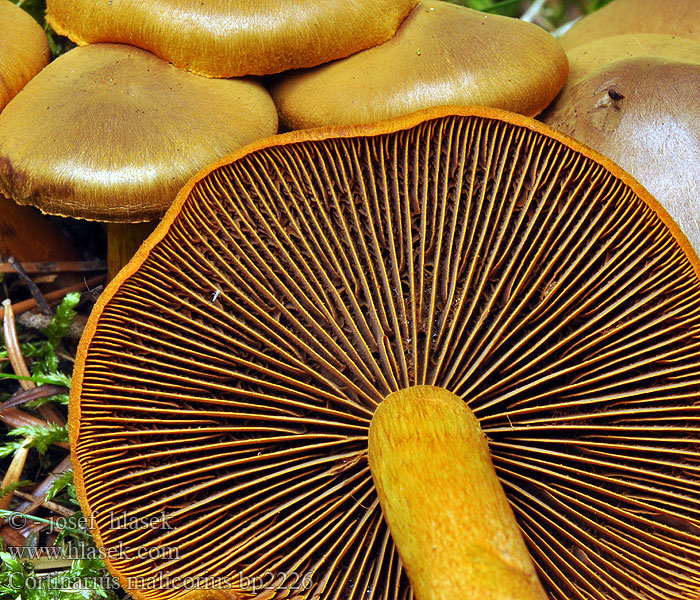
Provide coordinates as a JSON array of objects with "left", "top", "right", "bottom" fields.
[
  {"left": 560, "top": 0, "right": 700, "bottom": 50},
  {"left": 270, "top": 1, "right": 569, "bottom": 130},
  {"left": 0, "top": 0, "right": 50, "bottom": 112},
  {"left": 45, "top": 0, "right": 418, "bottom": 78},
  {"left": 0, "top": 43, "right": 278, "bottom": 222},
  {"left": 71, "top": 106, "right": 700, "bottom": 600},
  {"left": 564, "top": 33, "right": 700, "bottom": 83},
  {"left": 541, "top": 39, "right": 700, "bottom": 257}
]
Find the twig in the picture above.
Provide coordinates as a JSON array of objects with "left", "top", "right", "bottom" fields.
[
  {"left": 520, "top": 0, "right": 547, "bottom": 22},
  {"left": 0, "top": 386, "right": 68, "bottom": 412},
  {"left": 2, "top": 299, "right": 65, "bottom": 425},
  {"left": 12, "top": 491, "right": 74, "bottom": 518},
  {"left": 2, "top": 299, "right": 35, "bottom": 392},
  {"left": 17, "top": 456, "right": 72, "bottom": 515},
  {"left": 551, "top": 17, "right": 579, "bottom": 38},
  {"left": 29, "top": 558, "right": 75, "bottom": 571},
  {"left": 8, "top": 257, "right": 52, "bottom": 315},
  {"left": 0, "top": 275, "right": 105, "bottom": 321},
  {"left": 17, "top": 312, "right": 87, "bottom": 340},
  {"left": 0, "top": 511, "right": 88, "bottom": 538},
  {"left": 0, "top": 408, "right": 69, "bottom": 449},
  {"left": 0, "top": 523, "right": 26, "bottom": 546},
  {"left": 0, "top": 441, "right": 30, "bottom": 511},
  {"left": 0, "top": 259, "right": 106, "bottom": 275}
]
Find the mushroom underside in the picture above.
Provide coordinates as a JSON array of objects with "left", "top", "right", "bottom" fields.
[{"left": 73, "top": 110, "right": 700, "bottom": 600}]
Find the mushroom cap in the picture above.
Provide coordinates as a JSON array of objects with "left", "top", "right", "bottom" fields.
[
  {"left": 563, "top": 33, "right": 700, "bottom": 83},
  {"left": 71, "top": 106, "right": 700, "bottom": 600},
  {"left": 560, "top": 0, "right": 700, "bottom": 50},
  {"left": 0, "top": 0, "right": 50, "bottom": 112},
  {"left": 541, "top": 42, "right": 700, "bottom": 257},
  {"left": 270, "top": 0, "right": 569, "bottom": 130},
  {"left": 45, "top": 0, "right": 418, "bottom": 78},
  {"left": 0, "top": 43, "right": 278, "bottom": 223}
]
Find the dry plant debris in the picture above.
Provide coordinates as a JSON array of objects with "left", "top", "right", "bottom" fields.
[{"left": 0, "top": 277, "right": 113, "bottom": 599}]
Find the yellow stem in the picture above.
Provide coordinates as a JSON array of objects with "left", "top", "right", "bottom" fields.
[
  {"left": 368, "top": 385, "right": 547, "bottom": 600},
  {"left": 107, "top": 221, "right": 157, "bottom": 281}
]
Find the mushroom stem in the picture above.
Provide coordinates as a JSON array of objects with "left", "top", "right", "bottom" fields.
[
  {"left": 368, "top": 386, "right": 547, "bottom": 600},
  {"left": 107, "top": 221, "right": 157, "bottom": 280}
]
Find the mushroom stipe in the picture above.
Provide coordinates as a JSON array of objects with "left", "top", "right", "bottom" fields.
[{"left": 71, "top": 106, "right": 700, "bottom": 600}]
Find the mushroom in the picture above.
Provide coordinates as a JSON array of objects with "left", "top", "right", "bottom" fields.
[
  {"left": 0, "top": 43, "right": 278, "bottom": 277},
  {"left": 560, "top": 0, "right": 700, "bottom": 50},
  {"left": 71, "top": 106, "right": 700, "bottom": 600},
  {"left": 558, "top": 33, "right": 700, "bottom": 83},
  {"left": 540, "top": 34, "right": 700, "bottom": 257},
  {"left": 45, "top": 0, "right": 418, "bottom": 78},
  {"left": 0, "top": 0, "right": 82, "bottom": 271},
  {"left": 0, "top": 0, "right": 50, "bottom": 112},
  {"left": 270, "top": 1, "right": 569, "bottom": 130}
]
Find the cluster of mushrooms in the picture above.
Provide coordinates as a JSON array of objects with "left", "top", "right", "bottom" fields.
[
  {"left": 0, "top": 0, "right": 571, "bottom": 279},
  {"left": 2, "top": 1, "right": 700, "bottom": 599}
]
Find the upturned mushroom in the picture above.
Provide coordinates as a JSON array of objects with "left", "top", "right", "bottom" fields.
[
  {"left": 540, "top": 34, "right": 700, "bottom": 257},
  {"left": 70, "top": 107, "right": 700, "bottom": 600},
  {"left": 270, "top": 0, "right": 569, "bottom": 130},
  {"left": 0, "top": 43, "right": 278, "bottom": 277},
  {"left": 45, "top": 0, "right": 418, "bottom": 78},
  {"left": 559, "top": 0, "right": 700, "bottom": 50}
]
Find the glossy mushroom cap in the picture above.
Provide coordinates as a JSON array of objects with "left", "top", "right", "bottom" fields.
[
  {"left": 560, "top": 0, "right": 700, "bottom": 50},
  {"left": 0, "top": 44, "right": 278, "bottom": 223},
  {"left": 0, "top": 0, "right": 50, "bottom": 112},
  {"left": 541, "top": 36, "right": 700, "bottom": 257},
  {"left": 0, "top": 1, "right": 81, "bottom": 272},
  {"left": 72, "top": 107, "right": 700, "bottom": 600},
  {"left": 45, "top": 0, "right": 418, "bottom": 78},
  {"left": 270, "top": 1, "right": 569, "bottom": 130}
]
